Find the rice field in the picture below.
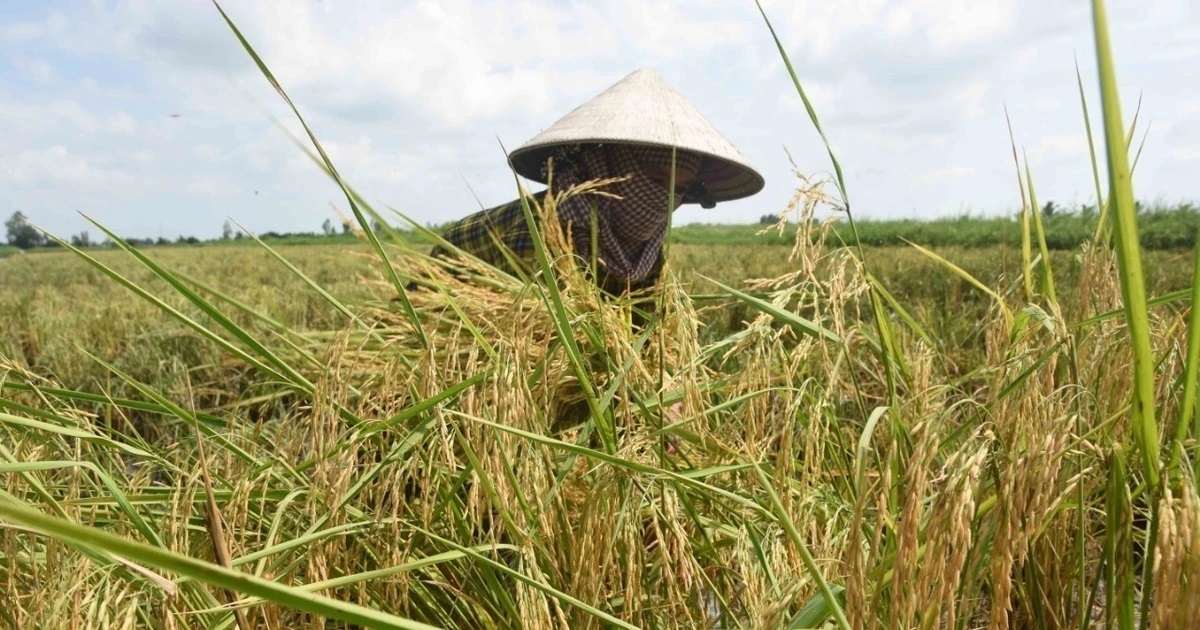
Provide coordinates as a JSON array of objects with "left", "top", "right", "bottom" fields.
[
  {"left": 2, "top": 1, "right": 1199, "bottom": 628},
  {"left": 1, "top": 241, "right": 1195, "bottom": 406}
]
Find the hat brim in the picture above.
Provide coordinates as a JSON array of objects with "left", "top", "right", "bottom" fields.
[{"left": 508, "top": 139, "right": 765, "bottom": 206}]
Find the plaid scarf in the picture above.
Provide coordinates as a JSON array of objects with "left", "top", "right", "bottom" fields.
[{"left": 550, "top": 144, "right": 701, "bottom": 286}]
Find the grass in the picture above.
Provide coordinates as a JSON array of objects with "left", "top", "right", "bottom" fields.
[
  {"left": 668, "top": 203, "right": 1200, "bottom": 249},
  {"left": 1, "top": 0, "right": 1199, "bottom": 628}
]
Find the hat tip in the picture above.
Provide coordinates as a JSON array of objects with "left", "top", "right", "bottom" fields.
[{"left": 626, "top": 67, "right": 661, "bottom": 79}]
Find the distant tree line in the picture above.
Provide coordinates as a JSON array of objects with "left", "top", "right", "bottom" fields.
[
  {"left": 7, "top": 201, "right": 1200, "bottom": 253},
  {"left": 4, "top": 211, "right": 397, "bottom": 251}
]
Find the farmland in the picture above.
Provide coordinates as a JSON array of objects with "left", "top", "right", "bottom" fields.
[
  {"left": 2, "top": 1, "right": 1200, "bottom": 627},
  {"left": 1, "top": 234, "right": 1197, "bottom": 400},
  {"left": 2, "top": 209, "right": 1199, "bottom": 627}
]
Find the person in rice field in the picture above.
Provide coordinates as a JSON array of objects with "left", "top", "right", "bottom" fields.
[{"left": 425, "top": 68, "right": 765, "bottom": 301}]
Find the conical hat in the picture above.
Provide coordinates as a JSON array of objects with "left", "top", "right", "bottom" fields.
[{"left": 507, "top": 68, "right": 764, "bottom": 205}]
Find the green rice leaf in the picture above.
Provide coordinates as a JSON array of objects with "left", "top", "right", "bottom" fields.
[
  {"left": 1090, "top": 0, "right": 1161, "bottom": 495},
  {"left": 210, "top": 0, "right": 428, "bottom": 350},
  {"left": 700, "top": 275, "right": 840, "bottom": 344},
  {"left": 0, "top": 496, "right": 445, "bottom": 630}
]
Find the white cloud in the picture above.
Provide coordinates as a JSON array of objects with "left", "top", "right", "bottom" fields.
[
  {"left": 921, "top": 165, "right": 975, "bottom": 183},
  {"left": 1152, "top": 43, "right": 1200, "bottom": 62},
  {"left": 292, "top": 136, "right": 425, "bottom": 186},
  {"left": 954, "top": 82, "right": 992, "bottom": 118},
  {"left": 1010, "top": 45, "right": 1040, "bottom": 72},
  {"left": 12, "top": 56, "right": 56, "bottom": 83},
  {"left": 1168, "top": 148, "right": 1200, "bottom": 162},
  {"left": 1031, "top": 134, "right": 1088, "bottom": 161},
  {"left": 194, "top": 144, "right": 225, "bottom": 162},
  {"left": 0, "top": 94, "right": 141, "bottom": 139},
  {"left": 106, "top": 112, "right": 137, "bottom": 135},
  {"left": 0, "top": 20, "right": 43, "bottom": 43},
  {"left": 766, "top": 0, "right": 1016, "bottom": 60},
  {"left": 615, "top": 0, "right": 752, "bottom": 59},
  {"left": 779, "top": 80, "right": 840, "bottom": 116},
  {"left": 5, "top": 145, "right": 134, "bottom": 189},
  {"left": 765, "top": 0, "right": 888, "bottom": 59},
  {"left": 117, "top": 149, "right": 157, "bottom": 168},
  {"left": 1033, "top": 97, "right": 1060, "bottom": 112},
  {"left": 186, "top": 174, "right": 241, "bottom": 197},
  {"left": 910, "top": 0, "right": 1018, "bottom": 51}
]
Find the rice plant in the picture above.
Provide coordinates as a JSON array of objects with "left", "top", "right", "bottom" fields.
[{"left": 1, "top": 0, "right": 1197, "bottom": 628}]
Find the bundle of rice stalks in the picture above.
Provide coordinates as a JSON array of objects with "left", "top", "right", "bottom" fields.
[
  {"left": 259, "top": 156, "right": 866, "bottom": 624},
  {"left": 340, "top": 176, "right": 711, "bottom": 441}
]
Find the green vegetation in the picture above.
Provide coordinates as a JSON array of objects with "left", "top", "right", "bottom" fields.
[
  {"left": 1, "top": 0, "right": 1198, "bottom": 628},
  {"left": 673, "top": 202, "right": 1200, "bottom": 249},
  {"left": 5, "top": 241, "right": 1193, "bottom": 403},
  {"left": 9, "top": 201, "right": 1199, "bottom": 256}
]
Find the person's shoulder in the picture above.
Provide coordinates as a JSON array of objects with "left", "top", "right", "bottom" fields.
[
  {"left": 439, "top": 188, "right": 549, "bottom": 235},
  {"left": 495, "top": 188, "right": 549, "bottom": 208},
  {"left": 481, "top": 189, "right": 550, "bottom": 219}
]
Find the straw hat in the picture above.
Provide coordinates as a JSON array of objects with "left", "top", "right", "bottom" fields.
[{"left": 507, "top": 68, "right": 764, "bottom": 207}]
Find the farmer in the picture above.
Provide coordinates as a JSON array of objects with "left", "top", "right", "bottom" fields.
[{"left": 426, "top": 68, "right": 765, "bottom": 299}]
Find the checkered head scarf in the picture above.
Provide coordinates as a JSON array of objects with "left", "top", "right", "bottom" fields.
[{"left": 547, "top": 143, "right": 702, "bottom": 286}]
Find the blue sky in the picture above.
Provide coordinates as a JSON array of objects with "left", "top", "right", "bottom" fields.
[{"left": 2, "top": 0, "right": 1197, "bottom": 242}]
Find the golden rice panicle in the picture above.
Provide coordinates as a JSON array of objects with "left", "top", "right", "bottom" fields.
[
  {"left": 987, "top": 399, "right": 1073, "bottom": 628},
  {"left": 726, "top": 523, "right": 779, "bottom": 627},
  {"left": 916, "top": 430, "right": 991, "bottom": 629},
  {"left": 1149, "top": 474, "right": 1200, "bottom": 628},
  {"left": 1070, "top": 242, "right": 1123, "bottom": 326},
  {"left": 887, "top": 416, "right": 939, "bottom": 629},
  {"left": 645, "top": 484, "right": 708, "bottom": 626},
  {"left": 564, "top": 484, "right": 621, "bottom": 614},
  {"left": 845, "top": 468, "right": 883, "bottom": 630}
]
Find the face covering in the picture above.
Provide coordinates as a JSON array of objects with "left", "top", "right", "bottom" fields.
[{"left": 551, "top": 144, "right": 701, "bottom": 286}]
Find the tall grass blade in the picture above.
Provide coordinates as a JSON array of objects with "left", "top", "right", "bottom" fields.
[
  {"left": 1172, "top": 227, "right": 1200, "bottom": 481},
  {"left": 751, "top": 463, "right": 850, "bottom": 630},
  {"left": 506, "top": 163, "right": 614, "bottom": 453},
  {"left": 866, "top": 273, "right": 933, "bottom": 346},
  {"left": 0, "top": 497, "right": 444, "bottom": 630},
  {"left": 174, "top": 269, "right": 290, "bottom": 333},
  {"left": 194, "top": 421, "right": 251, "bottom": 630},
  {"left": 856, "top": 407, "right": 888, "bottom": 492},
  {"left": 26, "top": 220, "right": 295, "bottom": 388},
  {"left": 0, "top": 458, "right": 163, "bottom": 549},
  {"left": 1076, "top": 57, "right": 1110, "bottom": 249},
  {"left": 83, "top": 217, "right": 313, "bottom": 386},
  {"left": 459, "top": 411, "right": 771, "bottom": 514},
  {"left": 1023, "top": 151, "right": 1057, "bottom": 303},
  {"left": 414, "top": 529, "right": 640, "bottom": 630},
  {"left": 753, "top": 0, "right": 910, "bottom": 403},
  {"left": 1104, "top": 449, "right": 1136, "bottom": 629},
  {"left": 786, "top": 585, "right": 847, "bottom": 629},
  {"left": 1005, "top": 107, "right": 1035, "bottom": 302},
  {"left": 79, "top": 350, "right": 262, "bottom": 467},
  {"left": 220, "top": 546, "right": 515, "bottom": 611},
  {"left": 901, "top": 239, "right": 1013, "bottom": 328},
  {"left": 0, "top": 409, "right": 159, "bottom": 460},
  {"left": 210, "top": 0, "right": 428, "bottom": 350},
  {"left": 1090, "top": 0, "right": 1161, "bottom": 496},
  {"left": 0, "top": 381, "right": 231, "bottom": 431},
  {"left": 867, "top": 282, "right": 911, "bottom": 394},
  {"left": 229, "top": 219, "right": 372, "bottom": 332},
  {"left": 1071, "top": 287, "right": 1193, "bottom": 329},
  {"left": 700, "top": 275, "right": 840, "bottom": 344},
  {"left": 752, "top": 1, "right": 848, "bottom": 211}
]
